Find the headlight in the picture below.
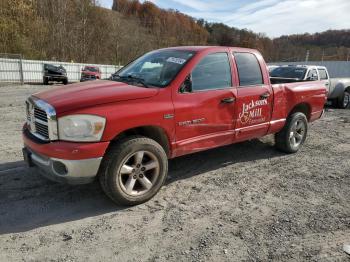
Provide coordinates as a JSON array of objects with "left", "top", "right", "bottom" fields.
[{"left": 58, "top": 114, "right": 106, "bottom": 142}]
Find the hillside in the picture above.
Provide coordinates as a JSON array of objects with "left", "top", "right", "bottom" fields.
[{"left": 0, "top": 0, "right": 349, "bottom": 64}]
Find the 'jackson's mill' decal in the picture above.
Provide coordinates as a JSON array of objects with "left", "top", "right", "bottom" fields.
[{"left": 239, "top": 99, "right": 268, "bottom": 124}]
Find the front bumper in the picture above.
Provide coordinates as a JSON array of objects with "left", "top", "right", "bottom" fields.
[
  {"left": 80, "top": 76, "right": 97, "bottom": 82},
  {"left": 44, "top": 75, "right": 67, "bottom": 81},
  {"left": 23, "top": 146, "right": 102, "bottom": 184}
]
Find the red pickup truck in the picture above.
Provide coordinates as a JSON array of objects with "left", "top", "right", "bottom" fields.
[{"left": 23, "top": 46, "right": 327, "bottom": 205}]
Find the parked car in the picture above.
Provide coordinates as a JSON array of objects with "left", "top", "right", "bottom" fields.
[
  {"left": 80, "top": 66, "right": 101, "bottom": 82},
  {"left": 270, "top": 65, "right": 322, "bottom": 83},
  {"left": 43, "top": 64, "right": 68, "bottom": 85},
  {"left": 270, "top": 65, "right": 350, "bottom": 108},
  {"left": 267, "top": 65, "right": 279, "bottom": 73},
  {"left": 23, "top": 47, "right": 327, "bottom": 206}
]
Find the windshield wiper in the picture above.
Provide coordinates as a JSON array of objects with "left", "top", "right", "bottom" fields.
[{"left": 113, "top": 74, "right": 149, "bottom": 88}]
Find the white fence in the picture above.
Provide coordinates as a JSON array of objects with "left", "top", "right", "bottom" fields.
[
  {"left": 269, "top": 61, "right": 350, "bottom": 78},
  {"left": 2, "top": 56, "right": 349, "bottom": 84},
  {"left": 0, "top": 56, "right": 122, "bottom": 84}
]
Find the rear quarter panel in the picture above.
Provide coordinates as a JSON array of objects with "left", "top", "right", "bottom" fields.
[{"left": 271, "top": 81, "right": 326, "bottom": 129}]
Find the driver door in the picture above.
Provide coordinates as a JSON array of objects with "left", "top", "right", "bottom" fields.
[{"left": 172, "top": 52, "right": 236, "bottom": 156}]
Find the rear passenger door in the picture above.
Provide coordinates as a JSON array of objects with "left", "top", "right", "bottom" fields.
[{"left": 232, "top": 52, "right": 273, "bottom": 141}]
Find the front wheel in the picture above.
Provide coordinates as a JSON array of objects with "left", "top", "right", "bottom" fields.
[
  {"left": 98, "top": 136, "right": 168, "bottom": 206},
  {"left": 275, "top": 112, "right": 308, "bottom": 153}
]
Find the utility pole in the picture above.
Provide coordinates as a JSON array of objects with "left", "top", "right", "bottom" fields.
[
  {"left": 321, "top": 50, "right": 325, "bottom": 62},
  {"left": 19, "top": 54, "right": 24, "bottom": 85},
  {"left": 347, "top": 49, "right": 350, "bottom": 62},
  {"left": 305, "top": 50, "right": 310, "bottom": 62}
]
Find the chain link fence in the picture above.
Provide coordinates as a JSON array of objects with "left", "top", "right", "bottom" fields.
[
  {"left": 0, "top": 54, "right": 122, "bottom": 85},
  {"left": 0, "top": 54, "right": 24, "bottom": 84}
]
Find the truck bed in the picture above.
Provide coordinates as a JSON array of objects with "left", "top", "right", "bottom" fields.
[{"left": 270, "top": 80, "right": 327, "bottom": 124}]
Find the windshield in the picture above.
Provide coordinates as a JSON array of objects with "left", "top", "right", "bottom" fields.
[
  {"left": 270, "top": 67, "right": 307, "bottom": 80},
  {"left": 114, "top": 50, "right": 196, "bottom": 87},
  {"left": 84, "top": 66, "right": 98, "bottom": 72},
  {"left": 44, "top": 64, "right": 65, "bottom": 72}
]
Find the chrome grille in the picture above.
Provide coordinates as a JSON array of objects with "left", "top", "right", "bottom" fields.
[
  {"left": 34, "top": 108, "right": 48, "bottom": 122},
  {"left": 26, "top": 97, "right": 57, "bottom": 141},
  {"left": 82, "top": 74, "right": 96, "bottom": 79},
  {"left": 35, "top": 121, "right": 49, "bottom": 137}
]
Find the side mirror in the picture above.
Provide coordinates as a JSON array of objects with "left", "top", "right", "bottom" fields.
[{"left": 179, "top": 75, "right": 192, "bottom": 93}]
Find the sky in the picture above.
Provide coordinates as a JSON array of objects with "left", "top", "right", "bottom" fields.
[{"left": 99, "top": 0, "right": 350, "bottom": 38}]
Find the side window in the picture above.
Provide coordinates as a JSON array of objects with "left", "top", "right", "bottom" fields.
[
  {"left": 234, "top": 52, "right": 263, "bottom": 86},
  {"left": 319, "top": 69, "right": 328, "bottom": 80},
  {"left": 192, "top": 53, "right": 232, "bottom": 91},
  {"left": 307, "top": 69, "right": 318, "bottom": 80}
]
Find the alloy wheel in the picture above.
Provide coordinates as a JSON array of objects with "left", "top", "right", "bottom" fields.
[
  {"left": 118, "top": 150, "right": 160, "bottom": 196},
  {"left": 343, "top": 93, "right": 350, "bottom": 108},
  {"left": 289, "top": 120, "right": 305, "bottom": 148}
]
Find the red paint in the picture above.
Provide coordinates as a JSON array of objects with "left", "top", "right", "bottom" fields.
[
  {"left": 26, "top": 46, "right": 327, "bottom": 160},
  {"left": 35, "top": 80, "right": 159, "bottom": 114},
  {"left": 23, "top": 127, "right": 110, "bottom": 160}
]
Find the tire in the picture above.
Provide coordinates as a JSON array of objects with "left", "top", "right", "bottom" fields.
[
  {"left": 275, "top": 112, "right": 308, "bottom": 153},
  {"left": 63, "top": 78, "right": 68, "bottom": 85},
  {"left": 337, "top": 91, "right": 350, "bottom": 109},
  {"left": 43, "top": 78, "right": 49, "bottom": 85},
  {"left": 331, "top": 99, "right": 338, "bottom": 107},
  {"left": 98, "top": 136, "right": 168, "bottom": 206}
]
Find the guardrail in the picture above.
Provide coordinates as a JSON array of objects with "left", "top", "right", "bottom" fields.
[{"left": 0, "top": 54, "right": 122, "bottom": 84}]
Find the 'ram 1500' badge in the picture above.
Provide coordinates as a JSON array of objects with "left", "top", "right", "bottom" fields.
[{"left": 178, "top": 118, "right": 206, "bottom": 126}]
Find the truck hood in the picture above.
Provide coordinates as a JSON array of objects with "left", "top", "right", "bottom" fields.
[{"left": 34, "top": 80, "right": 159, "bottom": 114}]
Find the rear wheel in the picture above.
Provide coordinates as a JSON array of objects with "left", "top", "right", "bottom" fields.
[
  {"left": 63, "top": 78, "right": 68, "bottom": 85},
  {"left": 43, "top": 78, "right": 49, "bottom": 85},
  {"left": 337, "top": 91, "right": 350, "bottom": 109},
  {"left": 275, "top": 112, "right": 308, "bottom": 153},
  {"left": 99, "top": 136, "right": 168, "bottom": 206}
]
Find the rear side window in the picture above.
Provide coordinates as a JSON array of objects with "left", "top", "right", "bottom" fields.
[
  {"left": 318, "top": 69, "right": 328, "bottom": 80},
  {"left": 307, "top": 69, "right": 318, "bottom": 80},
  {"left": 234, "top": 52, "right": 263, "bottom": 86},
  {"left": 192, "top": 53, "right": 232, "bottom": 91}
]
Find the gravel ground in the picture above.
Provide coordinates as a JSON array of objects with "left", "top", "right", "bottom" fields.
[{"left": 0, "top": 84, "right": 349, "bottom": 262}]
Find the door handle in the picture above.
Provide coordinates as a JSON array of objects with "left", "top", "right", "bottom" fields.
[
  {"left": 260, "top": 93, "right": 270, "bottom": 100},
  {"left": 221, "top": 97, "right": 235, "bottom": 104}
]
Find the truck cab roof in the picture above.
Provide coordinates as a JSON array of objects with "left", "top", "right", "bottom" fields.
[
  {"left": 158, "top": 46, "right": 260, "bottom": 54},
  {"left": 281, "top": 64, "right": 327, "bottom": 70}
]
